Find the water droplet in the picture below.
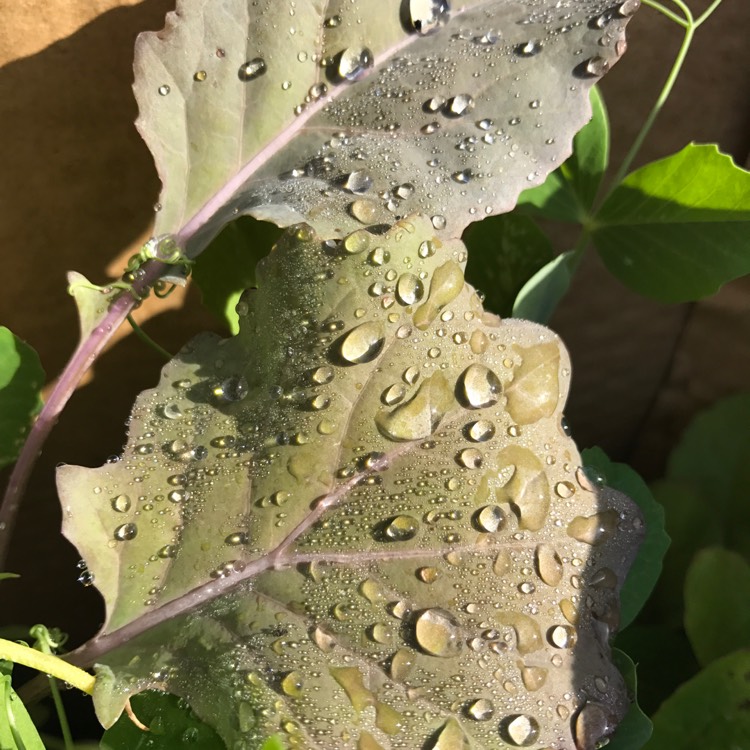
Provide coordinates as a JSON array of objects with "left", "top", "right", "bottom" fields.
[
  {"left": 193, "top": 70, "right": 207, "bottom": 82},
  {"left": 457, "top": 364, "right": 501, "bottom": 409},
  {"left": 534, "top": 544, "right": 563, "bottom": 586},
  {"left": 591, "top": 567, "right": 618, "bottom": 589},
  {"left": 517, "top": 40, "right": 542, "bottom": 57},
  {"left": 281, "top": 671, "right": 304, "bottom": 697},
  {"left": 444, "top": 94, "right": 474, "bottom": 118},
  {"left": 574, "top": 703, "right": 611, "bottom": 750},
  {"left": 584, "top": 55, "right": 610, "bottom": 77},
  {"left": 158, "top": 84, "right": 170, "bottom": 96},
  {"left": 548, "top": 624, "right": 576, "bottom": 649},
  {"left": 311, "top": 366, "right": 334, "bottom": 385},
  {"left": 496, "top": 613, "right": 542, "bottom": 655},
  {"left": 413, "top": 260, "right": 464, "bottom": 329},
  {"left": 350, "top": 199, "right": 379, "bottom": 224},
  {"left": 617, "top": 0, "right": 641, "bottom": 15},
  {"left": 520, "top": 666, "right": 548, "bottom": 692},
  {"left": 502, "top": 714, "right": 540, "bottom": 747},
  {"left": 111, "top": 494, "right": 131, "bottom": 513},
  {"left": 473, "top": 504, "right": 505, "bottom": 533},
  {"left": 396, "top": 273, "right": 424, "bottom": 305},
  {"left": 431, "top": 214, "right": 447, "bottom": 230},
  {"left": 376, "top": 372, "right": 453, "bottom": 441},
  {"left": 452, "top": 169, "right": 473, "bottom": 184},
  {"left": 389, "top": 648, "right": 415, "bottom": 680},
  {"left": 339, "top": 322, "right": 385, "bottom": 364},
  {"left": 238, "top": 58, "right": 267, "bottom": 81},
  {"left": 383, "top": 515, "right": 419, "bottom": 541},
  {"left": 567, "top": 510, "right": 619, "bottom": 546},
  {"left": 338, "top": 47, "right": 373, "bottom": 81},
  {"left": 457, "top": 448, "right": 483, "bottom": 469},
  {"left": 466, "top": 419, "right": 495, "bottom": 442},
  {"left": 114, "top": 523, "right": 137, "bottom": 541},
  {"left": 225, "top": 532, "right": 248, "bottom": 545},
  {"left": 213, "top": 376, "right": 248, "bottom": 402},
  {"left": 467, "top": 698, "right": 494, "bottom": 721},
  {"left": 403, "top": 366, "right": 420, "bottom": 385},
  {"left": 343, "top": 170, "right": 373, "bottom": 194},
  {"left": 312, "top": 625, "right": 336, "bottom": 652},
  {"left": 415, "top": 608, "right": 462, "bottom": 657},
  {"left": 408, "top": 0, "right": 451, "bottom": 35},
  {"left": 417, "top": 566, "right": 439, "bottom": 583},
  {"left": 343, "top": 229, "right": 371, "bottom": 254}
]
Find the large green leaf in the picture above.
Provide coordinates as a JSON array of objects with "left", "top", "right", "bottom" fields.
[
  {"left": 581, "top": 448, "right": 669, "bottom": 629},
  {"left": 684, "top": 548, "right": 750, "bottom": 667},
  {"left": 594, "top": 144, "right": 750, "bottom": 302},
  {"left": 463, "top": 214, "right": 554, "bottom": 318},
  {"left": 0, "top": 327, "right": 44, "bottom": 469},
  {"left": 643, "top": 650, "right": 750, "bottom": 750},
  {"left": 60, "top": 217, "right": 643, "bottom": 749},
  {"left": 134, "top": 0, "right": 637, "bottom": 254},
  {"left": 0, "top": 660, "right": 46, "bottom": 750},
  {"left": 517, "top": 85, "right": 610, "bottom": 222}
]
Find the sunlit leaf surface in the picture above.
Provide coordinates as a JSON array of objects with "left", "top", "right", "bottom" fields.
[
  {"left": 134, "top": 0, "right": 637, "bottom": 253},
  {"left": 60, "top": 216, "right": 642, "bottom": 749}
]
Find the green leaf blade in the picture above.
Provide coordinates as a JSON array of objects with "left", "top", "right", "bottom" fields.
[
  {"left": 0, "top": 328, "right": 44, "bottom": 469},
  {"left": 594, "top": 144, "right": 750, "bottom": 302},
  {"left": 464, "top": 214, "right": 554, "bottom": 318},
  {"left": 512, "top": 250, "right": 576, "bottom": 323},
  {"left": 684, "top": 548, "right": 750, "bottom": 667}
]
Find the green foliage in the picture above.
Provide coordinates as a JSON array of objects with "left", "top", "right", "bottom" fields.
[
  {"left": 684, "top": 548, "right": 750, "bottom": 666},
  {"left": 0, "top": 327, "right": 44, "bottom": 469},
  {"left": 464, "top": 214, "right": 554, "bottom": 318},
  {"left": 643, "top": 650, "right": 750, "bottom": 750},
  {"left": 192, "top": 217, "right": 280, "bottom": 333},
  {"left": 101, "top": 692, "right": 223, "bottom": 749},
  {"left": 517, "top": 86, "right": 610, "bottom": 222},
  {"left": 1, "top": 1, "right": 746, "bottom": 749},
  {"left": 595, "top": 145, "right": 750, "bottom": 302},
  {"left": 0, "top": 659, "right": 46, "bottom": 750}
]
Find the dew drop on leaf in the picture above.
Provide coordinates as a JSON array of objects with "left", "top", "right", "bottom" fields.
[
  {"left": 113, "top": 523, "right": 137, "bottom": 541},
  {"left": 238, "top": 58, "right": 267, "bottom": 81},
  {"left": 408, "top": 0, "right": 451, "bottom": 35},
  {"left": 414, "top": 608, "right": 463, "bottom": 657},
  {"left": 338, "top": 322, "right": 385, "bottom": 364},
  {"left": 457, "top": 364, "right": 502, "bottom": 409}
]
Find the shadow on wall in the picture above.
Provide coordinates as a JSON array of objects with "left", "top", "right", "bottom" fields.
[{"left": 0, "top": 0, "right": 175, "bottom": 373}]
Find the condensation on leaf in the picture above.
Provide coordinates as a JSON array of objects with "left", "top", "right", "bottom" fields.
[
  {"left": 60, "top": 216, "right": 643, "bottom": 750},
  {"left": 133, "top": 0, "right": 636, "bottom": 254}
]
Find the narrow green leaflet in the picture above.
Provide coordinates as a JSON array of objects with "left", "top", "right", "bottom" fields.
[
  {"left": 0, "top": 327, "right": 44, "bottom": 469},
  {"left": 463, "top": 214, "right": 553, "bottom": 318},
  {"left": 101, "top": 691, "right": 224, "bottom": 749},
  {"left": 134, "top": 1, "right": 636, "bottom": 254},
  {"left": 512, "top": 250, "right": 576, "bottom": 323},
  {"left": 0, "top": 660, "right": 46, "bottom": 750},
  {"left": 606, "top": 649, "right": 652, "bottom": 750},
  {"left": 60, "top": 217, "right": 643, "bottom": 750},
  {"left": 594, "top": 144, "right": 750, "bottom": 302},
  {"left": 581, "top": 448, "right": 669, "bottom": 629},
  {"left": 192, "top": 217, "right": 281, "bottom": 333},
  {"left": 684, "top": 548, "right": 750, "bottom": 667},
  {"left": 517, "top": 86, "right": 610, "bottom": 222},
  {"left": 643, "top": 650, "right": 750, "bottom": 750}
]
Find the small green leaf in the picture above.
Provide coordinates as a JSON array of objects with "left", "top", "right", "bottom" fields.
[
  {"left": 517, "top": 86, "right": 610, "bottom": 222},
  {"left": 607, "top": 649, "right": 652, "bottom": 750},
  {"left": 464, "top": 214, "right": 553, "bottom": 317},
  {"left": 0, "top": 327, "right": 44, "bottom": 469},
  {"left": 191, "top": 217, "right": 280, "bottom": 334},
  {"left": 594, "top": 144, "right": 750, "bottom": 302},
  {"left": 560, "top": 85, "right": 610, "bottom": 212},
  {"left": 0, "top": 573, "right": 20, "bottom": 583},
  {"left": 512, "top": 250, "right": 576, "bottom": 323},
  {"left": 100, "top": 691, "right": 224, "bottom": 750},
  {"left": 684, "top": 548, "right": 750, "bottom": 667},
  {"left": 582, "top": 447, "right": 670, "bottom": 629},
  {"left": 0, "top": 660, "right": 46, "bottom": 750},
  {"left": 648, "top": 480, "right": 722, "bottom": 626},
  {"left": 643, "top": 650, "right": 750, "bottom": 750}
]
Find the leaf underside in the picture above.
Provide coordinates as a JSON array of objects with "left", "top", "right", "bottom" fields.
[
  {"left": 60, "top": 216, "right": 643, "bottom": 750},
  {"left": 134, "top": 0, "right": 637, "bottom": 253}
]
